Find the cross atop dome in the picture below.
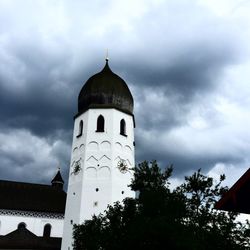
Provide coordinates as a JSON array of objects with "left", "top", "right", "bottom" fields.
[{"left": 105, "top": 49, "right": 109, "bottom": 62}]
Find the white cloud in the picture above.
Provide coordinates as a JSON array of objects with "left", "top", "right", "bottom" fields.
[
  {"left": 1, "top": 0, "right": 250, "bottom": 185},
  {"left": 207, "top": 162, "right": 248, "bottom": 187},
  {"left": 0, "top": 129, "right": 70, "bottom": 183}
]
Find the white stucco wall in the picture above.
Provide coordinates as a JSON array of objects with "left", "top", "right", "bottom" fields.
[
  {"left": 0, "top": 210, "right": 64, "bottom": 237},
  {"left": 62, "top": 108, "right": 135, "bottom": 250}
]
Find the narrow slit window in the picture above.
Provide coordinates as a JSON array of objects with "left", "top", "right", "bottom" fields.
[
  {"left": 77, "top": 120, "right": 83, "bottom": 138},
  {"left": 43, "top": 224, "right": 52, "bottom": 237},
  {"left": 120, "top": 119, "right": 126, "bottom": 136},
  {"left": 96, "top": 115, "right": 105, "bottom": 132}
]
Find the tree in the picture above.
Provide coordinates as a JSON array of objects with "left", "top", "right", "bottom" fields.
[{"left": 73, "top": 161, "right": 250, "bottom": 250}]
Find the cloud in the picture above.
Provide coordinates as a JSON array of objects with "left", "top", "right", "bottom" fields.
[
  {"left": 0, "top": 128, "right": 71, "bottom": 185},
  {"left": 135, "top": 91, "right": 250, "bottom": 177},
  {"left": 0, "top": 0, "right": 250, "bottom": 188}
]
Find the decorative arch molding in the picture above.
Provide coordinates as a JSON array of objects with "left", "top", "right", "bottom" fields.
[
  {"left": 99, "top": 155, "right": 111, "bottom": 161},
  {"left": 79, "top": 144, "right": 85, "bottom": 157},
  {"left": 114, "top": 156, "right": 122, "bottom": 162},
  {"left": 115, "top": 142, "right": 122, "bottom": 151},
  {"left": 98, "top": 166, "right": 111, "bottom": 179},
  {"left": 88, "top": 141, "right": 98, "bottom": 151},
  {"left": 100, "top": 141, "right": 111, "bottom": 150},
  {"left": 126, "top": 159, "right": 132, "bottom": 166},
  {"left": 124, "top": 145, "right": 132, "bottom": 153},
  {"left": 72, "top": 147, "right": 80, "bottom": 161},
  {"left": 72, "top": 147, "right": 78, "bottom": 158},
  {"left": 86, "top": 156, "right": 98, "bottom": 163},
  {"left": 85, "top": 167, "right": 97, "bottom": 179}
]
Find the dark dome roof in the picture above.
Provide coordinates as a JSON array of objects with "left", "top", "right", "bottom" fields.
[{"left": 78, "top": 60, "right": 133, "bottom": 115}]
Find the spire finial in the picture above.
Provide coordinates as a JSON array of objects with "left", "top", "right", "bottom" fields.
[
  {"left": 105, "top": 49, "right": 109, "bottom": 62},
  {"left": 57, "top": 164, "right": 61, "bottom": 171},
  {"left": 51, "top": 166, "right": 64, "bottom": 189}
]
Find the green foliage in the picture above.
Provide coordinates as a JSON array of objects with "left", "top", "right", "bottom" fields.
[{"left": 73, "top": 161, "right": 250, "bottom": 250}]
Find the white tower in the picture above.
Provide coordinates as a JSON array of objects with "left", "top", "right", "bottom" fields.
[{"left": 61, "top": 60, "right": 135, "bottom": 250}]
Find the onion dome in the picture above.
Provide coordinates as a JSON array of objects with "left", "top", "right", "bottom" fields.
[
  {"left": 78, "top": 60, "right": 133, "bottom": 115},
  {"left": 51, "top": 169, "right": 64, "bottom": 189}
]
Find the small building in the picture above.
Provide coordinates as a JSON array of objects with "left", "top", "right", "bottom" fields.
[
  {"left": 0, "top": 170, "right": 66, "bottom": 249},
  {"left": 215, "top": 168, "right": 250, "bottom": 214}
]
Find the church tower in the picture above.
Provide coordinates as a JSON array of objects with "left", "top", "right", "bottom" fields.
[{"left": 61, "top": 60, "right": 135, "bottom": 250}]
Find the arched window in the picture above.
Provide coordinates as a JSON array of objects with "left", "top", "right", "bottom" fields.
[
  {"left": 120, "top": 119, "right": 126, "bottom": 136},
  {"left": 43, "top": 224, "right": 52, "bottom": 237},
  {"left": 77, "top": 120, "right": 83, "bottom": 137},
  {"left": 18, "top": 222, "right": 26, "bottom": 229},
  {"left": 96, "top": 115, "right": 105, "bottom": 132}
]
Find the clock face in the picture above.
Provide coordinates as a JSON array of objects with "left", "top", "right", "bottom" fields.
[
  {"left": 73, "top": 161, "right": 81, "bottom": 175},
  {"left": 117, "top": 159, "right": 128, "bottom": 174}
]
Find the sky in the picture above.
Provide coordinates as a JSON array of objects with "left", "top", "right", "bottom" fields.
[{"left": 0, "top": 0, "right": 250, "bottom": 189}]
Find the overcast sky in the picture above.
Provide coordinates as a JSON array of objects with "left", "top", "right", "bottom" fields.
[{"left": 0, "top": 0, "right": 250, "bottom": 189}]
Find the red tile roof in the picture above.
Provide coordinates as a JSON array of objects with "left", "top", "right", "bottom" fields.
[{"left": 215, "top": 168, "right": 250, "bottom": 214}]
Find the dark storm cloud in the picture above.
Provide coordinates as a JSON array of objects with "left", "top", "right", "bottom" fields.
[
  {"left": 0, "top": 0, "right": 242, "bottom": 139},
  {"left": 134, "top": 126, "right": 248, "bottom": 176},
  {"left": 136, "top": 136, "right": 243, "bottom": 175},
  {"left": 0, "top": 128, "right": 71, "bottom": 185},
  {"left": 0, "top": 0, "right": 249, "bottom": 186},
  {"left": 117, "top": 29, "right": 242, "bottom": 105},
  {"left": 0, "top": 34, "right": 110, "bottom": 138},
  {"left": 108, "top": 4, "right": 244, "bottom": 139},
  {"left": 0, "top": 48, "right": 75, "bottom": 137}
]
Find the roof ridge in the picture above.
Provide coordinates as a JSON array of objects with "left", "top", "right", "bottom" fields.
[{"left": 0, "top": 179, "right": 52, "bottom": 188}]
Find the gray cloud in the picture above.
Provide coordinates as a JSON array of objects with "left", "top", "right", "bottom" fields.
[{"left": 0, "top": 0, "right": 249, "bottom": 187}]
